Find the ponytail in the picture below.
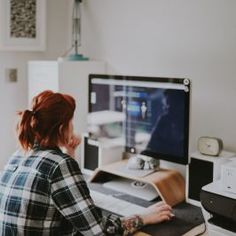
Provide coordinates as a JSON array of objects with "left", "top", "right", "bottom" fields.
[{"left": 17, "top": 110, "right": 35, "bottom": 150}]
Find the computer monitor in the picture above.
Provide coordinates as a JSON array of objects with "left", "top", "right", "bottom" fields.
[{"left": 88, "top": 74, "right": 190, "bottom": 166}]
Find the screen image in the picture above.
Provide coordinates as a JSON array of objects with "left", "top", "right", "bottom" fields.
[{"left": 88, "top": 75, "right": 190, "bottom": 165}]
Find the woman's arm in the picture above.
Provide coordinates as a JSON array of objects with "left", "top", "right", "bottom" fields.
[
  {"left": 121, "top": 201, "right": 173, "bottom": 235},
  {"left": 50, "top": 157, "right": 105, "bottom": 235},
  {"left": 50, "top": 157, "right": 173, "bottom": 235}
]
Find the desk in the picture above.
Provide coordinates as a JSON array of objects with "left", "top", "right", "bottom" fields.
[
  {"left": 88, "top": 182, "right": 206, "bottom": 236},
  {"left": 183, "top": 224, "right": 208, "bottom": 236}
]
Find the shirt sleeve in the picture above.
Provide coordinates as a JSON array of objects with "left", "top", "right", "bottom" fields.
[{"left": 50, "top": 157, "right": 124, "bottom": 236}]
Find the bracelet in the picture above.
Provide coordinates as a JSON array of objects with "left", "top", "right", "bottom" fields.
[{"left": 122, "top": 215, "right": 144, "bottom": 235}]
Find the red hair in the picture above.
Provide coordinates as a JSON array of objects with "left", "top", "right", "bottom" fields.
[{"left": 17, "top": 90, "right": 76, "bottom": 151}]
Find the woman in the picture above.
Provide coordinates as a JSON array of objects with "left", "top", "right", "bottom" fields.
[{"left": 0, "top": 90, "right": 173, "bottom": 235}]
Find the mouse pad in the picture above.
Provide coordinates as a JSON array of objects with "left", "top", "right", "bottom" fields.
[{"left": 141, "top": 202, "right": 204, "bottom": 236}]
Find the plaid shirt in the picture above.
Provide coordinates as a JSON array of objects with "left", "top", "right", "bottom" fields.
[{"left": 0, "top": 146, "right": 124, "bottom": 236}]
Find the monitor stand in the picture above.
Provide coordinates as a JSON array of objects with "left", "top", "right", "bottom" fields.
[
  {"left": 89, "top": 159, "right": 186, "bottom": 206},
  {"left": 103, "top": 177, "right": 159, "bottom": 201}
]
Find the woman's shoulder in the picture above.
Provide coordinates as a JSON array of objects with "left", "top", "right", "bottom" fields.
[
  {"left": 33, "top": 148, "right": 74, "bottom": 170},
  {"left": 24, "top": 147, "right": 77, "bottom": 178},
  {"left": 7, "top": 147, "right": 80, "bottom": 178}
]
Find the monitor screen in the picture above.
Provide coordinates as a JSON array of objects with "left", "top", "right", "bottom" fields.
[{"left": 88, "top": 74, "right": 190, "bottom": 165}]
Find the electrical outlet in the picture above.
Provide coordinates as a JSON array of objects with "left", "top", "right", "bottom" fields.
[{"left": 6, "top": 68, "right": 18, "bottom": 82}]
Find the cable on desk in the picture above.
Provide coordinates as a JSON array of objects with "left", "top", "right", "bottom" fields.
[{"left": 193, "top": 223, "right": 206, "bottom": 236}]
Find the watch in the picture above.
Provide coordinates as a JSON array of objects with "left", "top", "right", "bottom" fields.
[{"left": 197, "top": 136, "right": 223, "bottom": 156}]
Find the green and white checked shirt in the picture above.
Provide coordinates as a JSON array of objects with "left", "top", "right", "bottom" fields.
[{"left": 0, "top": 145, "right": 123, "bottom": 236}]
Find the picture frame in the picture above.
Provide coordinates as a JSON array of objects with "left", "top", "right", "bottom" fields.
[{"left": 0, "top": 0, "right": 46, "bottom": 51}]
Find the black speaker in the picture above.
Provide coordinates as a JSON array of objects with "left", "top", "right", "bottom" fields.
[
  {"left": 83, "top": 136, "right": 99, "bottom": 172},
  {"left": 81, "top": 134, "right": 123, "bottom": 175}
]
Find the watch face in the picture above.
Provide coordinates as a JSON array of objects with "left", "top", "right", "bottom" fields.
[{"left": 198, "top": 137, "right": 221, "bottom": 156}]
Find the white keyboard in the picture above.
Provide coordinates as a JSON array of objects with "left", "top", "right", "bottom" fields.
[{"left": 90, "top": 190, "right": 148, "bottom": 216}]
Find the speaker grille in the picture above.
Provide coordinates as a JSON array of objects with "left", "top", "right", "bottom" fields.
[
  {"left": 84, "top": 137, "right": 99, "bottom": 171},
  {"left": 188, "top": 158, "right": 213, "bottom": 201}
]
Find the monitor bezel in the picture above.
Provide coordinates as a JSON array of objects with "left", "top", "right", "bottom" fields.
[{"left": 88, "top": 74, "right": 190, "bottom": 165}]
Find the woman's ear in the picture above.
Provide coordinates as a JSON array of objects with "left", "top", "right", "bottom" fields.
[
  {"left": 59, "top": 124, "right": 69, "bottom": 145},
  {"left": 59, "top": 124, "right": 63, "bottom": 134}
]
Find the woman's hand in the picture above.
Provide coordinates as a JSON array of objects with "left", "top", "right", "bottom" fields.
[
  {"left": 140, "top": 201, "right": 174, "bottom": 225},
  {"left": 63, "top": 134, "right": 81, "bottom": 158}
]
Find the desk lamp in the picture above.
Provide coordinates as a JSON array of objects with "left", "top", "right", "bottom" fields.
[{"left": 66, "top": 0, "right": 88, "bottom": 61}]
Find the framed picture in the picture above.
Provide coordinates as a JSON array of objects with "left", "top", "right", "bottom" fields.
[{"left": 0, "top": 0, "right": 46, "bottom": 51}]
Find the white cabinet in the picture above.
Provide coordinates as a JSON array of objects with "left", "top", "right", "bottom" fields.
[
  {"left": 28, "top": 60, "right": 106, "bottom": 138},
  {"left": 28, "top": 61, "right": 59, "bottom": 105}
]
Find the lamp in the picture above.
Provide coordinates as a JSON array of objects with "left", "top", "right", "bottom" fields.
[{"left": 64, "top": 0, "right": 88, "bottom": 61}]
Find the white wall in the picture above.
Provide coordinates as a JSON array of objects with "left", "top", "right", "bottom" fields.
[
  {"left": 82, "top": 0, "right": 236, "bottom": 154},
  {"left": 1, "top": 0, "right": 235, "bottom": 171},
  {"left": 0, "top": 0, "right": 70, "bottom": 169}
]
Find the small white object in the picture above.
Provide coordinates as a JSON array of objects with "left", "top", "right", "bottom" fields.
[
  {"left": 91, "top": 92, "right": 96, "bottom": 104},
  {"left": 221, "top": 159, "right": 236, "bottom": 194}
]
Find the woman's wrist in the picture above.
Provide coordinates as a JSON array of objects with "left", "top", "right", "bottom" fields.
[{"left": 139, "top": 215, "right": 148, "bottom": 226}]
